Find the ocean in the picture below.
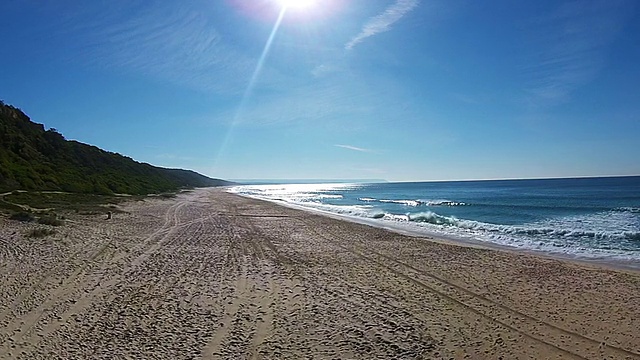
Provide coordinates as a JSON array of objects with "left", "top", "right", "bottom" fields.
[{"left": 228, "top": 176, "right": 640, "bottom": 265}]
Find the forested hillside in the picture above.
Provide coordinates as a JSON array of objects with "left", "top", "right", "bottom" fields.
[{"left": 0, "top": 101, "right": 232, "bottom": 194}]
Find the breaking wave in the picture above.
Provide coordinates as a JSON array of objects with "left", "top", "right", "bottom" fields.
[
  {"left": 359, "top": 198, "right": 468, "bottom": 207},
  {"left": 228, "top": 181, "right": 640, "bottom": 262},
  {"left": 377, "top": 208, "right": 640, "bottom": 243}
]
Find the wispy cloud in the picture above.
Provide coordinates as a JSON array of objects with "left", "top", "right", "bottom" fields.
[
  {"left": 42, "top": 1, "right": 287, "bottom": 94},
  {"left": 345, "top": 0, "right": 420, "bottom": 50},
  {"left": 523, "top": 0, "right": 632, "bottom": 107},
  {"left": 335, "top": 144, "right": 374, "bottom": 153},
  {"left": 90, "top": 3, "right": 266, "bottom": 94},
  {"left": 311, "top": 64, "right": 342, "bottom": 78},
  {"left": 215, "top": 79, "right": 393, "bottom": 128}
]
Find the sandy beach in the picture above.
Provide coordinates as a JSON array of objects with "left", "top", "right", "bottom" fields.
[{"left": 1, "top": 188, "right": 639, "bottom": 359}]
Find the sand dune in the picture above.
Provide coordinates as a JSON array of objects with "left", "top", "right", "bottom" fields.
[{"left": 1, "top": 189, "right": 639, "bottom": 359}]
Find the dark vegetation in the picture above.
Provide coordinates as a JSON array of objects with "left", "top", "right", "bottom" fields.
[
  {"left": 9, "top": 211, "right": 35, "bottom": 222},
  {"left": 28, "top": 228, "right": 56, "bottom": 238},
  {"left": 2, "top": 191, "right": 137, "bottom": 214},
  {"left": 0, "top": 100, "right": 233, "bottom": 195},
  {"left": 1, "top": 191, "right": 138, "bottom": 225},
  {"left": 37, "top": 214, "right": 65, "bottom": 226},
  {"left": 2, "top": 191, "right": 140, "bottom": 235}
]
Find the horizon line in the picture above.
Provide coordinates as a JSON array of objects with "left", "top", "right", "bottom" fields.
[{"left": 227, "top": 174, "right": 640, "bottom": 185}]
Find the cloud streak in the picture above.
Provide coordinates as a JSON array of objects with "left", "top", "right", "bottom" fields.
[
  {"left": 523, "top": 0, "right": 632, "bottom": 107},
  {"left": 335, "top": 144, "right": 374, "bottom": 153},
  {"left": 90, "top": 3, "right": 260, "bottom": 94},
  {"left": 345, "top": 0, "right": 420, "bottom": 50},
  {"left": 42, "top": 1, "right": 288, "bottom": 94}
]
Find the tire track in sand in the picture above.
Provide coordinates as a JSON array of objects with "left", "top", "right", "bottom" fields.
[
  {"left": 301, "top": 218, "right": 640, "bottom": 360},
  {"left": 0, "top": 238, "right": 116, "bottom": 356},
  {"left": 201, "top": 206, "right": 300, "bottom": 360},
  {"left": 0, "top": 196, "right": 197, "bottom": 358}
]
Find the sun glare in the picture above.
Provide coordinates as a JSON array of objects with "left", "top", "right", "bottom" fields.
[{"left": 277, "top": 0, "right": 316, "bottom": 10}]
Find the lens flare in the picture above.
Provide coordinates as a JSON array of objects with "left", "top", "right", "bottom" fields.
[{"left": 212, "top": 6, "right": 287, "bottom": 168}]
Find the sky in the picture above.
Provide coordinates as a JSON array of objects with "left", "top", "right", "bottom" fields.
[{"left": 1, "top": 0, "right": 639, "bottom": 182}]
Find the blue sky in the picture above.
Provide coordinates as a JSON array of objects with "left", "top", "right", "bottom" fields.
[{"left": 1, "top": 0, "right": 639, "bottom": 181}]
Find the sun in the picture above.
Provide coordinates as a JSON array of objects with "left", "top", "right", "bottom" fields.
[{"left": 276, "top": 0, "right": 317, "bottom": 10}]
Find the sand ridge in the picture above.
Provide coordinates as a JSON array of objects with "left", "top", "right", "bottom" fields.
[{"left": 0, "top": 188, "right": 639, "bottom": 359}]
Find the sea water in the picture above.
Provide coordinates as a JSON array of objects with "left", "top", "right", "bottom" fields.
[{"left": 229, "top": 176, "right": 640, "bottom": 265}]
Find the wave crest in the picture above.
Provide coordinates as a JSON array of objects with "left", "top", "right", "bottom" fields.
[
  {"left": 408, "top": 212, "right": 459, "bottom": 226},
  {"left": 425, "top": 200, "right": 468, "bottom": 206},
  {"left": 363, "top": 198, "right": 469, "bottom": 207},
  {"left": 380, "top": 199, "right": 422, "bottom": 207}
]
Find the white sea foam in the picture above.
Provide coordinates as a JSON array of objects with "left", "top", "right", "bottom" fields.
[
  {"left": 425, "top": 200, "right": 468, "bottom": 206},
  {"left": 228, "top": 183, "right": 640, "bottom": 263},
  {"left": 380, "top": 199, "right": 422, "bottom": 207},
  {"left": 315, "top": 194, "right": 343, "bottom": 199},
  {"left": 358, "top": 197, "right": 467, "bottom": 207},
  {"left": 395, "top": 209, "right": 640, "bottom": 261},
  {"left": 229, "top": 183, "right": 355, "bottom": 205}
]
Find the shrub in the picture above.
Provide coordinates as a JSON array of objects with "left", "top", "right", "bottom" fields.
[
  {"left": 28, "top": 228, "right": 56, "bottom": 238},
  {"left": 38, "top": 215, "right": 64, "bottom": 226},
  {"left": 10, "top": 211, "right": 35, "bottom": 222}
]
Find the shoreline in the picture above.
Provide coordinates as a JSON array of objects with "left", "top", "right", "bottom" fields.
[
  {"left": 230, "top": 190, "right": 640, "bottom": 274},
  {"left": 1, "top": 188, "right": 639, "bottom": 359}
]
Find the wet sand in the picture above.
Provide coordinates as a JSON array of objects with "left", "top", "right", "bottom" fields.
[{"left": 1, "top": 188, "right": 639, "bottom": 359}]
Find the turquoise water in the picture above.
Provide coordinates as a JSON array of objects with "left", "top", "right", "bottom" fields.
[{"left": 229, "top": 176, "right": 640, "bottom": 263}]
